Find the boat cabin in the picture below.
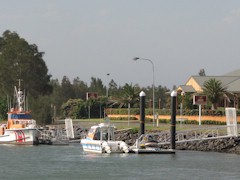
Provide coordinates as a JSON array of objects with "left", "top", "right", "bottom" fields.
[
  {"left": 86, "top": 123, "right": 115, "bottom": 141},
  {"left": 7, "top": 110, "right": 36, "bottom": 129}
]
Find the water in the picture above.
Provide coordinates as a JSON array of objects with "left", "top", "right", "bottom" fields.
[{"left": 0, "top": 144, "right": 240, "bottom": 180}]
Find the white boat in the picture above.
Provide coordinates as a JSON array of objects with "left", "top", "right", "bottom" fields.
[
  {"left": 0, "top": 80, "right": 39, "bottom": 145},
  {"left": 81, "top": 123, "right": 129, "bottom": 154}
]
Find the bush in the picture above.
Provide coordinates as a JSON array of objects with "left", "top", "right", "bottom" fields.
[
  {"left": 130, "top": 127, "right": 139, "bottom": 134},
  {"left": 201, "top": 120, "right": 226, "bottom": 125},
  {"left": 108, "top": 108, "right": 221, "bottom": 116},
  {"left": 109, "top": 117, "right": 138, "bottom": 121},
  {"left": 158, "top": 119, "right": 170, "bottom": 123},
  {"left": 106, "top": 108, "right": 139, "bottom": 115}
]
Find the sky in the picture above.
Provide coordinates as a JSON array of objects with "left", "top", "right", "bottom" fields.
[{"left": 1, "top": 0, "right": 240, "bottom": 89}]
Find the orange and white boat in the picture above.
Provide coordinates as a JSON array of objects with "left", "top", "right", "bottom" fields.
[
  {"left": 81, "top": 123, "right": 129, "bottom": 153},
  {"left": 0, "top": 80, "right": 39, "bottom": 145}
]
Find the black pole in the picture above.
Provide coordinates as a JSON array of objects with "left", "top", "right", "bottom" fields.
[
  {"left": 140, "top": 91, "right": 146, "bottom": 135},
  {"left": 170, "top": 91, "right": 177, "bottom": 149}
]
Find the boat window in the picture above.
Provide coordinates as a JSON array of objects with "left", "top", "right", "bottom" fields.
[
  {"left": 11, "top": 114, "right": 31, "bottom": 119},
  {"left": 102, "top": 129, "right": 108, "bottom": 140},
  {"left": 93, "top": 128, "right": 100, "bottom": 140},
  {"left": 102, "top": 128, "right": 114, "bottom": 140},
  {"left": 110, "top": 130, "right": 114, "bottom": 140},
  {"left": 88, "top": 128, "right": 94, "bottom": 134}
]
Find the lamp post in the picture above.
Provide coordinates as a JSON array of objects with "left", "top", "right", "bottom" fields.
[
  {"left": 104, "top": 73, "right": 110, "bottom": 120},
  {"left": 106, "top": 73, "right": 110, "bottom": 97},
  {"left": 133, "top": 57, "right": 155, "bottom": 126}
]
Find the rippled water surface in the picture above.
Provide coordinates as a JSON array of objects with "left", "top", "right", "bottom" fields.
[{"left": 0, "top": 144, "right": 240, "bottom": 180}]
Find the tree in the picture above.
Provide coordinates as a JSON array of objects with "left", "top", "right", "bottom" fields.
[
  {"left": 154, "top": 85, "right": 170, "bottom": 109},
  {"left": 86, "top": 97, "right": 108, "bottom": 118},
  {"left": 202, "top": 78, "right": 227, "bottom": 110},
  {"left": 199, "top": 69, "right": 206, "bottom": 76},
  {"left": 0, "top": 30, "right": 52, "bottom": 123},
  {"left": 61, "top": 76, "right": 75, "bottom": 102},
  {"left": 121, "top": 83, "right": 140, "bottom": 108},
  {"left": 49, "top": 79, "right": 63, "bottom": 119},
  {"left": 0, "top": 97, "right": 7, "bottom": 120},
  {"left": 72, "top": 77, "right": 88, "bottom": 99},
  {"left": 89, "top": 77, "right": 105, "bottom": 96},
  {"left": 61, "top": 98, "right": 86, "bottom": 119},
  {"left": 108, "top": 79, "right": 119, "bottom": 97},
  {"left": 29, "top": 95, "right": 52, "bottom": 125},
  {"left": 0, "top": 30, "right": 52, "bottom": 97}
]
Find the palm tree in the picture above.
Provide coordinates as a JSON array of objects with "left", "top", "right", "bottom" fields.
[
  {"left": 121, "top": 83, "right": 141, "bottom": 108},
  {"left": 120, "top": 83, "right": 141, "bottom": 126},
  {"left": 202, "top": 78, "right": 227, "bottom": 110}
]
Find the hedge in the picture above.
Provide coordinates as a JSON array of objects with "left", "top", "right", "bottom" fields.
[{"left": 106, "top": 108, "right": 239, "bottom": 116}]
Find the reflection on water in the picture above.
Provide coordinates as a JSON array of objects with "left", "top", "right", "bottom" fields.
[{"left": 0, "top": 144, "right": 240, "bottom": 180}]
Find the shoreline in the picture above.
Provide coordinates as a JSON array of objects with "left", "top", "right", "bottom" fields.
[
  {"left": 114, "top": 129, "right": 240, "bottom": 155},
  {"left": 53, "top": 120, "right": 240, "bottom": 155}
]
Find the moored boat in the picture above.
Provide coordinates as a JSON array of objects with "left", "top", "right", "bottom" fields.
[
  {"left": 0, "top": 80, "right": 39, "bottom": 145},
  {"left": 129, "top": 134, "right": 175, "bottom": 154},
  {"left": 81, "top": 123, "right": 129, "bottom": 154}
]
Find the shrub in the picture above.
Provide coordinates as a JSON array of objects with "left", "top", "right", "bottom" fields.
[
  {"left": 130, "top": 127, "right": 139, "bottom": 134},
  {"left": 105, "top": 108, "right": 240, "bottom": 121}
]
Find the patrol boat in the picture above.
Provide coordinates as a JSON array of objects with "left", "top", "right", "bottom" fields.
[
  {"left": 81, "top": 123, "right": 129, "bottom": 154},
  {"left": 0, "top": 80, "right": 39, "bottom": 145}
]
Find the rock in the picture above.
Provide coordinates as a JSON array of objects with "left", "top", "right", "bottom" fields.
[
  {"left": 115, "top": 129, "right": 138, "bottom": 146},
  {"left": 114, "top": 129, "right": 240, "bottom": 154}
]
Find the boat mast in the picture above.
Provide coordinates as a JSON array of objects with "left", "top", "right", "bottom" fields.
[{"left": 16, "top": 79, "right": 24, "bottom": 112}]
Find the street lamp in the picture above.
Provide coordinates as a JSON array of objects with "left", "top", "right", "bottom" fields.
[
  {"left": 133, "top": 57, "right": 155, "bottom": 126},
  {"left": 104, "top": 73, "right": 110, "bottom": 120},
  {"left": 106, "top": 73, "right": 110, "bottom": 97}
]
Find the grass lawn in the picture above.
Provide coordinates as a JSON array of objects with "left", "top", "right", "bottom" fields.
[{"left": 63, "top": 118, "right": 222, "bottom": 133}]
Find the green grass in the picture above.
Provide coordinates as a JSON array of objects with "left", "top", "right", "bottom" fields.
[{"left": 65, "top": 118, "right": 219, "bottom": 132}]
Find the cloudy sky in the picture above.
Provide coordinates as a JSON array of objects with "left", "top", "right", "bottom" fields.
[{"left": 1, "top": 0, "right": 240, "bottom": 89}]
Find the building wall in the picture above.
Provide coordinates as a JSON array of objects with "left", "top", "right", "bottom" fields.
[{"left": 186, "top": 77, "right": 202, "bottom": 92}]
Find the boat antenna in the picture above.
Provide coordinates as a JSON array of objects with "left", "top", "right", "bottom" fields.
[
  {"left": 16, "top": 79, "right": 24, "bottom": 111},
  {"left": 18, "top": 79, "right": 21, "bottom": 91}
]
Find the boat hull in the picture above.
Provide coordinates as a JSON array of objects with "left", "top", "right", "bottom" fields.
[
  {"left": 81, "top": 140, "right": 103, "bottom": 153},
  {"left": 81, "top": 139, "right": 129, "bottom": 153},
  {"left": 0, "top": 129, "right": 39, "bottom": 145}
]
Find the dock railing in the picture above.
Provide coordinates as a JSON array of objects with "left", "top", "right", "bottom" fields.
[{"left": 155, "top": 124, "right": 240, "bottom": 145}]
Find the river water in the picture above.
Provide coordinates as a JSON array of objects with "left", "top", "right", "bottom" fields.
[{"left": 0, "top": 144, "right": 240, "bottom": 180}]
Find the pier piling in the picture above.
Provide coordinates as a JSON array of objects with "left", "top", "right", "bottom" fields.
[
  {"left": 170, "top": 91, "right": 177, "bottom": 149},
  {"left": 140, "top": 91, "right": 146, "bottom": 135}
]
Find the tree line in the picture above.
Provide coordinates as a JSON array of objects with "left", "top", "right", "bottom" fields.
[
  {"left": 0, "top": 30, "right": 171, "bottom": 124},
  {"left": 0, "top": 30, "right": 228, "bottom": 124}
]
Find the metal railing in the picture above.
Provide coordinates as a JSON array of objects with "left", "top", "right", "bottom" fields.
[{"left": 141, "top": 125, "right": 239, "bottom": 145}]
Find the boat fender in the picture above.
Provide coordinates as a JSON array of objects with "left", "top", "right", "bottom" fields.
[
  {"left": 119, "top": 142, "right": 129, "bottom": 153},
  {"left": 102, "top": 142, "right": 111, "bottom": 154}
]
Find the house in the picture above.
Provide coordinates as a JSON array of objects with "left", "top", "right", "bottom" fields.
[{"left": 177, "top": 69, "right": 240, "bottom": 109}]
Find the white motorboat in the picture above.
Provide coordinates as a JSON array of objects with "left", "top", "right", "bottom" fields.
[
  {"left": 81, "top": 123, "right": 129, "bottom": 154},
  {"left": 0, "top": 80, "right": 39, "bottom": 145}
]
